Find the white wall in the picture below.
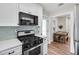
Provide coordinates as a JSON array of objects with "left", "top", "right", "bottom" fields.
[
  {"left": 66, "top": 16, "right": 71, "bottom": 35},
  {"left": 42, "top": 16, "right": 54, "bottom": 44},
  {"left": 57, "top": 16, "right": 66, "bottom": 32},
  {"left": 47, "top": 17, "right": 53, "bottom": 44},
  {"left": 70, "top": 12, "right": 75, "bottom": 53}
]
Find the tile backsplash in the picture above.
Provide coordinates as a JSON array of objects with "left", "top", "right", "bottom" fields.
[{"left": 0, "top": 26, "right": 39, "bottom": 41}]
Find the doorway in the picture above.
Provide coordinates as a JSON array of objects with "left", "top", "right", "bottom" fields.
[{"left": 48, "top": 12, "right": 74, "bottom": 55}]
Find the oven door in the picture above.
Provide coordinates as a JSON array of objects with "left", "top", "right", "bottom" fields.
[{"left": 24, "top": 44, "right": 43, "bottom": 55}]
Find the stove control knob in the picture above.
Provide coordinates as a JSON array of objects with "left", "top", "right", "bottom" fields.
[
  {"left": 31, "top": 44, "right": 33, "bottom": 47},
  {"left": 38, "top": 40, "right": 41, "bottom": 43},
  {"left": 27, "top": 45, "right": 30, "bottom": 48}
]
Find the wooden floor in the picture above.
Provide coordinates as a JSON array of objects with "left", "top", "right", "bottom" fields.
[{"left": 48, "top": 40, "right": 73, "bottom": 55}]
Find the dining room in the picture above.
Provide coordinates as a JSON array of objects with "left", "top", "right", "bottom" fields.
[{"left": 48, "top": 14, "right": 73, "bottom": 55}]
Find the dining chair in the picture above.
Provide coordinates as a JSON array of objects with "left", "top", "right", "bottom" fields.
[{"left": 55, "top": 35, "right": 60, "bottom": 42}]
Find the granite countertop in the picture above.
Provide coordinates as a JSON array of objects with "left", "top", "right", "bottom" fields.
[{"left": 0, "top": 38, "right": 22, "bottom": 52}]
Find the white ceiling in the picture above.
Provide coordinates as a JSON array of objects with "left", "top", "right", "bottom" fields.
[{"left": 40, "top": 3, "right": 75, "bottom": 15}]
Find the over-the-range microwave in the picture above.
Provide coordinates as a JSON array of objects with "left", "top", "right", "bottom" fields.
[{"left": 19, "top": 12, "right": 38, "bottom": 26}]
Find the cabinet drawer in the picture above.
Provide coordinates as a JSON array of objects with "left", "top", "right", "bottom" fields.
[{"left": 0, "top": 45, "right": 22, "bottom": 55}]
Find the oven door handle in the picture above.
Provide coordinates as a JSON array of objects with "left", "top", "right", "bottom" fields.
[{"left": 26, "top": 43, "right": 43, "bottom": 51}]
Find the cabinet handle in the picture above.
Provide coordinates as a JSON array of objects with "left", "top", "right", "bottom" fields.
[{"left": 8, "top": 51, "right": 14, "bottom": 55}]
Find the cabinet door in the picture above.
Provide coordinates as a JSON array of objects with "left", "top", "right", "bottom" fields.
[
  {"left": 28, "top": 4, "right": 37, "bottom": 16},
  {"left": 43, "top": 38, "right": 48, "bottom": 55},
  {"left": 19, "top": 3, "right": 37, "bottom": 16},
  {"left": 0, "top": 3, "right": 18, "bottom": 26},
  {"left": 19, "top": 3, "right": 30, "bottom": 13}
]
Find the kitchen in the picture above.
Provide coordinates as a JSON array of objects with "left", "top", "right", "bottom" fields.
[
  {"left": 0, "top": 3, "right": 79, "bottom": 55},
  {"left": 0, "top": 3, "right": 48, "bottom": 55}
]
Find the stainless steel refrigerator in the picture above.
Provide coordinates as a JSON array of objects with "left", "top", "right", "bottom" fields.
[{"left": 74, "top": 4, "right": 79, "bottom": 55}]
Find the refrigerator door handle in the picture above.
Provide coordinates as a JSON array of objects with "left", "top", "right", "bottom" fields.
[{"left": 74, "top": 40, "right": 79, "bottom": 42}]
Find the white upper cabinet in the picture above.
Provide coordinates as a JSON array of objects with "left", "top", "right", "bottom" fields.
[
  {"left": 0, "top": 3, "right": 18, "bottom": 26},
  {"left": 19, "top": 3, "right": 38, "bottom": 16}
]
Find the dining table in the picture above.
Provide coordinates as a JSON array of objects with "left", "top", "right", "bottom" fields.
[{"left": 53, "top": 31, "right": 68, "bottom": 43}]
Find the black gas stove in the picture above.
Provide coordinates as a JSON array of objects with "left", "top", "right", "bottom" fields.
[{"left": 17, "top": 30, "right": 43, "bottom": 55}]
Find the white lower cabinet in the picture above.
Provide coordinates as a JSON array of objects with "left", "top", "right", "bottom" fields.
[
  {"left": 43, "top": 38, "right": 48, "bottom": 55},
  {"left": 0, "top": 45, "right": 22, "bottom": 55}
]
